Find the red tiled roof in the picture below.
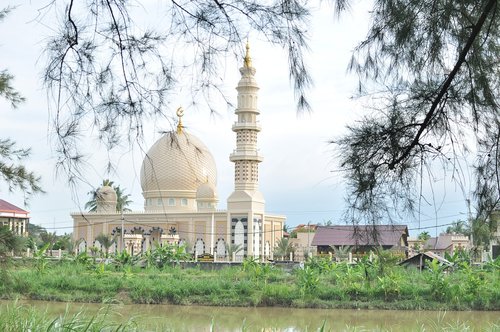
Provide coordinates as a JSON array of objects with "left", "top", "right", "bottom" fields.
[
  {"left": 311, "top": 225, "right": 408, "bottom": 247},
  {"left": 0, "top": 199, "right": 28, "bottom": 214}
]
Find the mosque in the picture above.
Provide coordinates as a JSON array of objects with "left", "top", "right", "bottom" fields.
[{"left": 72, "top": 45, "right": 286, "bottom": 259}]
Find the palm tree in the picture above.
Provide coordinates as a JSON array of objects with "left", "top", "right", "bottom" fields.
[
  {"left": 114, "top": 185, "right": 132, "bottom": 212},
  {"left": 273, "top": 238, "right": 295, "bottom": 261},
  {"left": 225, "top": 243, "right": 243, "bottom": 261},
  {"left": 85, "top": 179, "right": 132, "bottom": 212},
  {"left": 417, "top": 231, "right": 431, "bottom": 241},
  {"left": 445, "top": 220, "right": 471, "bottom": 236},
  {"left": 64, "top": 238, "right": 82, "bottom": 256},
  {"left": 95, "top": 233, "right": 116, "bottom": 257},
  {"left": 40, "top": 231, "right": 58, "bottom": 256},
  {"left": 417, "top": 231, "right": 431, "bottom": 251},
  {"left": 331, "top": 245, "right": 352, "bottom": 261}
]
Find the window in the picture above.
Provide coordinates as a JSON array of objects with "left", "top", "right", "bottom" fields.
[
  {"left": 181, "top": 198, "right": 188, "bottom": 206},
  {"left": 168, "top": 198, "right": 175, "bottom": 206},
  {"left": 157, "top": 198, "right": 162, "bottom": 206}
]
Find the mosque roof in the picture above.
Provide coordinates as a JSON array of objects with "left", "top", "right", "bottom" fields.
[{"left": 140, "top": 130, "right": 217, "bottom": 195}]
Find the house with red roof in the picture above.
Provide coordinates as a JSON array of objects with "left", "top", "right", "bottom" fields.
[{"left": 0, "top": 199, "right": 29, "bottom": 236}]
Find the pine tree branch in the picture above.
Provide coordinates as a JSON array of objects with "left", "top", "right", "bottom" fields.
[{"left": 388, "top": 0, "right": 498, "bottom": 170}]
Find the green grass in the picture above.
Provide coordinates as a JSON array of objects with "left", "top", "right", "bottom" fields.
[{"left": 1, "top": 257, "right": 499, "bottom": 310}]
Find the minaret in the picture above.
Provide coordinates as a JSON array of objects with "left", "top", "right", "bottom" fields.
[{"left": 227, "top": 43, "right": 265, "bottom": 258}]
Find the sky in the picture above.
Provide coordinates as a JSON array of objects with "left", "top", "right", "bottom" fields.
[{"left": 1, "top": 1, "right": 472, "bottom": 237}]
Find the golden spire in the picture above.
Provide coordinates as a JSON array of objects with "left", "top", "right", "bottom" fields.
[
  {"left": 243, "top": 40, "right": 252, "bottom": 68},
  {"left": 176, "top": 107, "right": 184, "bottom": 134}
]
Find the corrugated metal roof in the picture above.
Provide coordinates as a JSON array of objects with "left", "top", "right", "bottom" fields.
[
  {"left": 311, "top": 225, "right": 408, "bottom": 247},
  {"left": 424, "top": 235, "right": 453, "bottom": 250},
  {"left": 0, "top": 199, "right": 28, "bottom": 214}
]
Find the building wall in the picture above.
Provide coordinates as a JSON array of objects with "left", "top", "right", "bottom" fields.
[
  {"left": 0, "top": 216, "right": 29, "bottom": 237},
  {"left": 290, "top": 232, "right": 316, "bottom": 261},
  {"left": 73, "top": 211, "right": 283, "bottom": 258}
]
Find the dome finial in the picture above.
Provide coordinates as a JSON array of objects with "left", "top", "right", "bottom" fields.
[
  {"left": 244, "top": 40, "right": 252, "bottom": 68},
  {"left": 176, "top": 107, "right": 184, "bottom": 134}
]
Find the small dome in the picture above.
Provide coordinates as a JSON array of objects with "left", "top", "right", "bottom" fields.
[
  {"left": 140, "top": 130, "right": 217, "bottom": 201},
  {"left": 97, "top": 185, "right": 117, "bottom": 201},
  {"left": 96, "top": 185, "right": 117, "bottom": 213},
  {"left": 196, "top": 182, "right": 217, "bottom": 201}
]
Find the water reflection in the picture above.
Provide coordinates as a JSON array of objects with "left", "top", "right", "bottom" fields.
[{"left": 3, "top": 300, "right": 499, "bottom": 331}]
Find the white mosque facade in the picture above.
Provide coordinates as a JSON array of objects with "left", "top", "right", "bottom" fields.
[{"left": 72, "top": 46, "right": 285, "bottom": 259}]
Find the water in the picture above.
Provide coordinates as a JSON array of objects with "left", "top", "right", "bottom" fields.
[{"left": 2, "top": 300, "right": 499, "bottom": 331}]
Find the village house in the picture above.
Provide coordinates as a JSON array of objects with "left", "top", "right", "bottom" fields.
[
  {"left": 0, "top": 199, "right": 29, "bottom": 237},
  {"left": 311, "top": 224, "right": 409, "bottom": 258},
  {"left": 289, "top": 224, "right": 318, "bottom": 260},
  {"left": 407, "top": 234, "right": 470, "bottom": 258}
]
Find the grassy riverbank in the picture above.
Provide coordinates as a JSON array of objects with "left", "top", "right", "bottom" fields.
[{"left": 1, "top": 254, "right": 499, "bottom": 310}]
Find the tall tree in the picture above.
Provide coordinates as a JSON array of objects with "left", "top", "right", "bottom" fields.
[
  {"left": 445, "top": 220, "right": 471, "bottom": 236},
  {"left": 114, "top": 185, "right": 133, "bottom": 213},
  {"left": 332, "top": 0, "right": 499, "bottom": 231},
  {"left": 0, "top": 7, "right": 42, "bottom": 198}
]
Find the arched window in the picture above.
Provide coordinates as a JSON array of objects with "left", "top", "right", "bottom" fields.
[
  {"left": 195, "top": 238, "right": 205, "bottom": 255},
  {"left": 265, "top": 241, "right": 270, "bottom": 258},
  {"left": 234, "top": 221, "right": 244, "bottom": 248},
  {"left": 253, "top": 220, "right": 261, "bottom": 257},
  {"left": 216, "top": 238, "right": 226, "bottom": 257},
  {"left": 78, "top": 239, "right": 87, "bottom": 253}
]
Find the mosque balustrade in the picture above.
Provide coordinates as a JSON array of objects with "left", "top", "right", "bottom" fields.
[
  {"left": 232, "top": 122, "right": 261, "bottom": 131},
  {"left": 229, "top": 150, "right": 263, "bottom": 162},
  {"left": 161, "top": 234, "right": 180, "bottom": 245}
]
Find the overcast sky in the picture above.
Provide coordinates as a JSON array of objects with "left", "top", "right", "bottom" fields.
[{"left": 1, "top": 1, "right": 472, "bottom": 237}]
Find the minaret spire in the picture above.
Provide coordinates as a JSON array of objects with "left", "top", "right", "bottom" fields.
[
  {"left": 229, "top": 42, "right": 262, "bottom": 191},
  {"left": 244, "top": 41, "right": 252, "bottom": 68},
  {"left": 227, "top": 43, "right": 265, "bottom": 259}
]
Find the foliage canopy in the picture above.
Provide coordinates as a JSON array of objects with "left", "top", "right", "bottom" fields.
[{"left": 332, "top": 0, "right": 499, "bottom": 235}]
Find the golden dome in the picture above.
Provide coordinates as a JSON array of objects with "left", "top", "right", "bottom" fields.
[{"left": 140, "top": 131, "right": 217, "bottom": 201}]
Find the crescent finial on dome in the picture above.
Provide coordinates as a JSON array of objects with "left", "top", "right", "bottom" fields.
[{"left": 176, "top": 107, "right": 184, "bottom": 134}]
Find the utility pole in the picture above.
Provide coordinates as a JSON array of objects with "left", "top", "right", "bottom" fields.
[
  {"left": 121, "top": 208, "right": 124, "bottom": 252},
  {"left": 307, "top": 221, "right": 311, "bottom": 258},
  {"left": 467, "top": 198, "right": 473, "bottom": 249}
]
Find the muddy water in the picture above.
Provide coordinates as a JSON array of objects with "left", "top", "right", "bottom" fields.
[{"left": 3, "top": 300, "right": 500, "bottom": 331}]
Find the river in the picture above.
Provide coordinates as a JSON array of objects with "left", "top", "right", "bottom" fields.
[{"left": 2, "top": 300, "right": 499, "bottom": 331}]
